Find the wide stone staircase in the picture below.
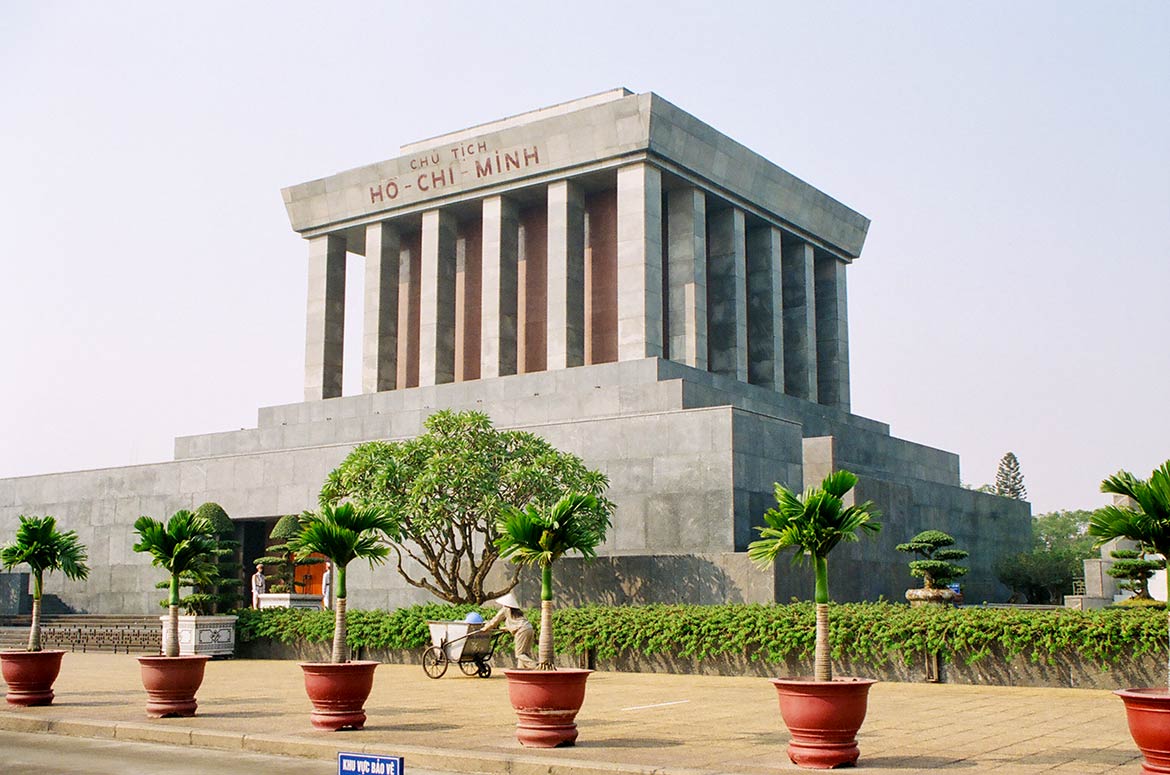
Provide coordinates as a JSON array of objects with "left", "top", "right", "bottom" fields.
[{"left": 0, "top": 614, "right": 161, "bottom": 654}]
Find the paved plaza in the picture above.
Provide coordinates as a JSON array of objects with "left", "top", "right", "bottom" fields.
[{"left": 0, "top": 653, "right": 1142, "bottom": 773}]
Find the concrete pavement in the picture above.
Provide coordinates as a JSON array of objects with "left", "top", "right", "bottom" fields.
[{"left": 0, "top": 653, "right": 1143, "bottom": 773}]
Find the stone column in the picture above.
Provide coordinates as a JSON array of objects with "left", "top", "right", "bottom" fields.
[
  {"left": 616, "top": 163, "right": 664, "bottom": 361},
  {"left": 480, "top": 196, "right": 519, "bottom": 378},
  {"left": 782, "top": 240, "right": 817, "bottom": 400},
  {"left": 396, "top": 231, "right": 421, "bottom": 389},
  {"left": 815, "top": 254, "right": 851, "bottom": 411},
  {"left": 745, "top": 225, "right": 784, "bottom": 391},
  {"left": 665, "top": 186, "right": 707, "bottom": 369},
  {"left": 362, "top": 222, "right": 399, "bottom": 393},
  {"left": 419, "top": 209, "right": 457, "bottom": 386},
  {"left": 546, "top": 180, "right": 586, "bottom": 370},
  {"left": 454, "top": 217, "right": 482, "bottom": 382},
  {"left": 304, "top": 233, "right": 346, "bottom": 401},
  {"left": 706, "top": 207, "right": 748, "bottom": 381}
]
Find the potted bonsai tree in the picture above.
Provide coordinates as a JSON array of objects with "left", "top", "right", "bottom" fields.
[
  {"left": 748, "top": 470, "right": 881, "bottom": 770},
  {"left": 0, "top": 515, "right": 89, "bottom": 706},
  {"left": 132, "top": 509, "right": 218, "bottom": 717},
  {"left": 1088, "top": 459, "right": 1170, "bottom": 774},
  {"left": 494, "top": 492, "right": 611, "bottom": 748},
  {"left": 896, "top": 529, "right": 968, "bottom": 607},
  {"left": 287, "top": 502, "right": 394, "bottom": 730}
]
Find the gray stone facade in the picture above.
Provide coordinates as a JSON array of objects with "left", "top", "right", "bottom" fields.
[{"left": 0, "top": 90, "right": 1030, "bottom": 614}]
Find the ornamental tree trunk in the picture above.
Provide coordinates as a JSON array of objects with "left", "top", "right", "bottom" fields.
[
  {"left": 538, "top": 564, "right": 554, "bottom": 669},
  {"left": 813, "top": 555, "right": 831, "bottom": 682},
  {"left": 28, "top": 570, "right": 43, "bottom": 652},
  {"left": 164, "top": 573, "right": 180, "bottom": 657},
  {"left": 332, "top": 565, "right": 348, "bottom": 663},
  {"left": 165, "top": 605, "right": 180, "bottom": 658}
]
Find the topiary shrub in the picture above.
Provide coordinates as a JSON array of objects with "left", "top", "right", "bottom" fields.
[
  {"left": 257, "top": 513, "right": 323, "bottom": 593},
  {"left": 896, "top": 530, "right": 969, "bottom": 590}
]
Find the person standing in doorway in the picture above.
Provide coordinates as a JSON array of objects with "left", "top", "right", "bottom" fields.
[
  {"left": 251, "top": 563, "right": 266, "bottom": 609},
  {"left": 321, "top": 561, "right": 332, "bottom": 610}
]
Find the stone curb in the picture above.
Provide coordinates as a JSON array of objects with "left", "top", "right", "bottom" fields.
[{"left": 0, "top": 711, "right": 723, "bottom": 775}]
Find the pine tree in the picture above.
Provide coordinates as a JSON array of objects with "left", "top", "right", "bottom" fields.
[{"left": 995, "top": 452, "right": 1028, "bottom": 500}]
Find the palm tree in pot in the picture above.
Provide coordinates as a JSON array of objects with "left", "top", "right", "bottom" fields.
[
  {"left": 1089, "top": 460, "right": 1170, "bottom": 774},
  {"left": 287, "top": 502, "right": 394, "bottom": 730},
  {"left": 0, "top": 515, "right": 89, "bottom": 706},
  {"left": 132, "top": 510, "right": 218, "bottom": 717},
  {"left": 493, "top": 492, "right": 611, "bottom": 747},
  {"left": 748, "top": 470, "right": 881, "bottom": 769}
]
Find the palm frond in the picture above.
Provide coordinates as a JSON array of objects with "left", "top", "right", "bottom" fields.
[
  {"left": 494, "top": 493, "right": 608, "bottom": 567},
  {"left": 132, "top": 510, "right": 217, "bottom": 576},
  {"left": 0, "top": 515, "right": 90, "bottom": 581},
  {"left": 289, "top": 502, "right": 393, "bottom": 568},
  {"left": 749, "top": 473, "right": 881, "bottom": 568}
]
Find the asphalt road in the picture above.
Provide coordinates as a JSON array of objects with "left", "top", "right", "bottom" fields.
[{"left": 0, "top": 730, "right": 452, "bottom": 775}]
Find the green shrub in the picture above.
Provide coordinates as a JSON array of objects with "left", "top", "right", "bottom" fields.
[
  {"left": 1112, "top": 597, "right": 1166, "bottom": 610},
  {"left": 235, "top": 602, "right": 1167, "bottom": 670}
]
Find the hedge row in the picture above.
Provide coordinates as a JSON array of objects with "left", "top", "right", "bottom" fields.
[{"left": 234, "top": 602, "right": 1168, "bottom": 669}]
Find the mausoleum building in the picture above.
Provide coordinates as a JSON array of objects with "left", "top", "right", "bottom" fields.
[{"left": 0, "top": 90, "right": 1030, "bottom": 614}]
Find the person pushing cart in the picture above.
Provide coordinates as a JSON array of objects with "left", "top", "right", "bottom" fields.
[{"left": 479, "top": 592, "right": 537, "bottom": 669}]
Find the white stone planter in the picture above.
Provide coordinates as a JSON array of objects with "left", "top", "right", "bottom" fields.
[
  {"left": 257, "top": 593, "right": 322, "bottom": 610},
  {"left": 160, "top": 614, "right": 237, "bottom": 657}
]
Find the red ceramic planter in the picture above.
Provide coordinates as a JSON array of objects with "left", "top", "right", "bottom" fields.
[
  {"left": 771, "top": 677, "right": 877, "bottom": 769},
  {"left": 299, "top": 661, "right": 379, "bottom": 731},
  {"left": 137, "top": 654, "right": 211, "bottom": 718},
  {"left": 1116, "top": 688, "right": 1170, "bottom": 774},
  {"left": 503, "top": 668, "right": 592, "bottom": 748},
  {"left": 1, "top": 650, "right": 65, "bottom": 706}
]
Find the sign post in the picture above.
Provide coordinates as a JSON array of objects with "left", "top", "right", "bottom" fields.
[{"left": 338, "top": 752, "right": 404, "bottom": 775}]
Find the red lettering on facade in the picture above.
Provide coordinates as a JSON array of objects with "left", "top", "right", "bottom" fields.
[
  {"left": 474, "top": 158, "right": 494, "bottom": 178},
  {"left": 370, "top": 186, "right": 383, "bottom": 204},
  {"left": 523, "top": 146, "right": 540, "bottom": 165},
  {"left": 504, "top": 151, "right": 521, "bottom": 171}
]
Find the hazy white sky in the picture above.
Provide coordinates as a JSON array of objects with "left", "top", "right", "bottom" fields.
[{"left": 2, "top": 2, "right": 1167, "bottom": 515}]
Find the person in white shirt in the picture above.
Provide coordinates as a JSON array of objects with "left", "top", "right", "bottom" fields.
[
  {"left": 321, "top": 562, "right": 332, "bottom": 610},
  {"left": 251, "top": 563, "right": 267, "bottom": 609}
]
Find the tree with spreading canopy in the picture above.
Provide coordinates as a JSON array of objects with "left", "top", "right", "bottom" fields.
[{"left": 319, "top": 410, "right": 613, "bottom": 605}]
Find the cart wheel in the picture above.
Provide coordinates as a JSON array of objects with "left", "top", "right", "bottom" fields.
[
  {"left": 459, "top": 660, "right": 480, "bottom": 677},
  {"left": 422, "top": 647, "right": 447, "bottom": 679},
  {"left": 476, "top": 661, "right": 492, "bottom": 678}
]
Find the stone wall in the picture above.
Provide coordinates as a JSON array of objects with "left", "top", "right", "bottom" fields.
[{"left": 0, "top": 358, "right": 1030, "bottom": 613}]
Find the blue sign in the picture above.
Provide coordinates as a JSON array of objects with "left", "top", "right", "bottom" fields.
[{"left": 338, "top": 752, "right": 404, "bottom": 775}]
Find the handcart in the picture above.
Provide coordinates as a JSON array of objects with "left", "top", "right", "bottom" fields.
[{"left": 423, "top": 620, "right": 499, "bottom": 678}]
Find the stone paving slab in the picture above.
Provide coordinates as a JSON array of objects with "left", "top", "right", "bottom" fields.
[{"left": 0, "top": 654, "right": 1144, "bottom": 773}]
